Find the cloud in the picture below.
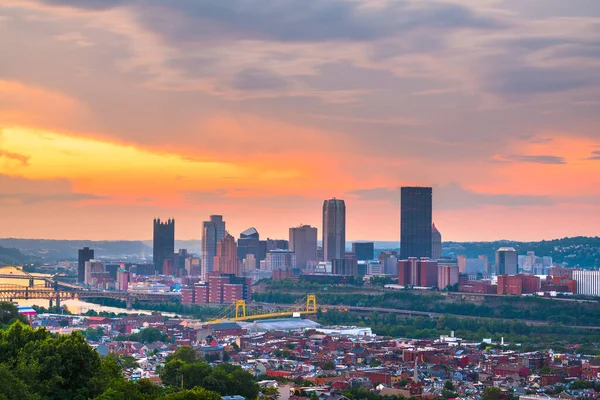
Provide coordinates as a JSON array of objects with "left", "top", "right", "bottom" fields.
[
  {"left": 500, "top": 155, "right": 567, "bottom": 164},
  {"left": 0, "top": 174, "right": 108, "bottom": 204},
  {"left": 485, "top": 66, "right": 593, "bottom": 97},
  {"left": 41, "top": 0, "right": 506, "bottom": 43},
  {"left": 586, "top": 150, "right": 600, "bottom": 160},
  {"left": 0, "top": 150, "right": 30, "bottom": 166},
  {"left": 346, "top": 183, "right": 555, "bottom": 209},
  {"left": 0, "top": 193, "right": 107, "bottom": 204},
  {"left": 232, "top": 68, "right": 289, "bottom": 91}
]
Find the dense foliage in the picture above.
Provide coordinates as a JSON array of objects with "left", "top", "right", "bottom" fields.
[{"left": 0, "top": 303, "right": 257, "bottom": 400}]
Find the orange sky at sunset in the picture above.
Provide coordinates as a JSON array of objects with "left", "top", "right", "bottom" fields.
[{"left": 1, "top": 0, "right": 599, "bottom": 242}]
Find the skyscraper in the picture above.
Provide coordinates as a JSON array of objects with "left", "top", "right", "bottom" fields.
[
  {"left": 202, "top": 215, "right": 226, "bottom": 278},
  {"left": 153, "top": 218, "right": 175, "bottom": 274},
  {"left": 352, "top": 242, "right": 374, "bottom": 261},
  {"left": 323, "top": 198, "right": 346, "bottom": 261},
  {"left": 400, "top": 187, "right": 432, "bottom": 260},
  {"left": 289, "top": 224, "right": 318, "bottom": 269},
  {"left": 214, "top": 233, "right": 239, "bottom": 276},
  {"left": 78, "top": 247, "right": 94, "bottom": 283},
  {"left": 237, "top": 227, "right": 260, "bottom": 263},
  {"left": 431, "top": 223, "right": 442, "bottom": 260},
  {"left": 495, "top": 247, "right": 518, "bottom": 275}
]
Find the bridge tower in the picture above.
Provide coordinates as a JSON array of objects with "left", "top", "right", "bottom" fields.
[
  {"left": 235, "top": 300, "right": 246, "bottom": 319},
  {"left": 306, "top": 294, "right": 316, "bottom": 312}
]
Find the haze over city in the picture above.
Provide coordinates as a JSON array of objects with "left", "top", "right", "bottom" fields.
[{"left": 1, "top": 0, "right": 599, "bottom": 241}]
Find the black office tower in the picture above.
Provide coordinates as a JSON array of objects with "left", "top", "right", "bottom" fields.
[
  {"left": 153, "top": 218, "right": 175, "bottom": 274},
  {"left": 400, "top": 187, "right": 432, "bottom": 260},
  {"left": 78, "top": 247, "right": 94, "bottom": 283},
  {"left": 352, "top": 242, "right": 374, "bottom": 261}
]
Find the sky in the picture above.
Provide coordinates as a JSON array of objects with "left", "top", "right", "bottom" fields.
[{"left": 0, "top": 0, "right": 599, "bottom": 242}]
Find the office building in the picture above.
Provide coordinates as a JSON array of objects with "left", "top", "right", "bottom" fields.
[
  {"left": 289, "top": 224, "right": 318, "bottom": 269},
  {"left": 438, "top": 265, "right": 459, "bottom": 290},
  {"left": 397, "top": 257, "right": 438, "bottom": 287},
  {"left": 378, "top": 251, "right": 398, "bottom": 275},
  {"left": 266, "top": 238, "right": 289, "bottom": 251},
  {"left": 323, "top": 198, "right": 346, "bottom": 261},
  {"left": 332, "top": 258, "right": 358, "bottom": 276},
  {"left": 352, "top": 242, "right": 374, "bottom": 261},
  {"left": 265, "top": 250, "right": 296, "bottom": 271},
  {"left": 237, "top": 227, "right": 261, "bottom": 263},
  {"left": 573, "top": 270, "right": 600, "bottom": 297},
  {"left": 116, "top": 269, "right": 129, "bottom": 291},
  {"left": 185, "top": 257, "right": 201, "bottom": 276},
  {"left": 84, "top": 260, "right": 105, "bottom": 286},
  {"left": 496, "top": 247, "right": 518, "bottom": 275},
  {"left": 431, "top": 223, "right": 442, "bottom": 260},
  {"left": 78, "top": 247, "right": 94, "bottom": 283},
  {"left": 153, "top": 218, "right": 175, "bottom": 274},
  {"left": 202, "top": 215, "right": 226, "bottom": 279},
  {"left": 214, "top": 233, "right": 239, "bottom": 276},
  {"left": 400, "top": 187, "right": 432, "bottom": 259},
  {"left": 188, "top": 273, "right": 253, "bottom": 304},
  {"left": 497, "top": 274, "right": 540, "bottom": 295}
]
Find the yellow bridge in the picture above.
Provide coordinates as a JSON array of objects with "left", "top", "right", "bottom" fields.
[{"left": 208, "top": 294, "right": 317, "bottom": 323}]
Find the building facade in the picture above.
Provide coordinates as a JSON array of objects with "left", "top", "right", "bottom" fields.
[
  {"left": 400, "top": 187, "right": 432, "bottom": 259},
  {"left": 237, "top": 227, "right": 261, "bottom": 264},
  {"left": 573, "top": 270, "right": 600, "bottom": 297},
  {"left": 202, "top": 215, "right": 226, "bottom": 279},
  {"left": 431, "top": 223, "right": 442, "bottom": 260},
  {"left": 265, "top": 250, "right": 296, "bottom": 271},
  {"left": 323, "top": 198, "right": 346, "bottom": 261},
  {"left": 214, "top": 233, "right": 239, "bottom": 276},
  {"left": 352, "top": 242, "right": 374, "bottom": 261},
  {"left": 438, "top": 265, "right": 459, "bottom": 290},
  {"left": 378, "top": 251, "right": 399, "bottom": 275},
  {"left": 78, "top": 247, "right": 94, "bottom": 283},
  {"left": 289, "top": 225, "right": 318, "bottom": 269},
  {"left": 496, "top": 247, "right": 518, "bottom": 275},
  {"left": 397, "top": 257, "right": 438, "bottom": 287},
  {"left": 153, "top": 218, "right": 175, "bottom": 274}
]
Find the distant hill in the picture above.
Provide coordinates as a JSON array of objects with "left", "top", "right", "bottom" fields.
[
  {"left": 444, "top": 236, "right": 600, "bottom": 268},
  {"left": 0, "top": 245, "right": 32, "bottom": 266},
  {"left": 0, "top": 239, "right": 151, "bottom": 263}
]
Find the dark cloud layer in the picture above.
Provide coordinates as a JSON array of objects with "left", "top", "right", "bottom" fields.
[
  {"left": 503, "top": 155, "right": 566, "bottom": 165},
  {"left": 42, "top": 0, "right": 507, "bottom": 43},
  {"left": 347, "top": 184, "right": 555, "bottom": 209}
]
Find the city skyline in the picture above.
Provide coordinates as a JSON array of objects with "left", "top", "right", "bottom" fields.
[{"left": 1, "top": 1, "right": 599, "bottom": 242}]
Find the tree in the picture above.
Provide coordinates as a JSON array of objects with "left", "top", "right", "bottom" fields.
[
  {"left": 444, "top": 380, "right": 455, "bottom": 391},
  {"left": 322, "top": 361, "right": 335, "bottom": 370},
  {"left": 481, "top": 386, "right": 503, "bottom": 400},
  {"left": 118, "top": 355, "right": 140, "bottom": 369},
  {"left": 167, "top": 346, "right": 197, "bottom": 364},
  {"left": 262, "top": 386, "right": 280, "bottom": 400},
  {"left": 85, "top": 327, "right": 105, "bottom": 342},
  {"left": 164, "top": 387, "right": 222, "bottom": 400},
  {"left": 0, "top": 303, "right": 28, "bottom": 327}
]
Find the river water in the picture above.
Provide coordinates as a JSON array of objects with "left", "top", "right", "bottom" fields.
[{"left": 0, "top": 266, "right": 167, "bottom": 316}]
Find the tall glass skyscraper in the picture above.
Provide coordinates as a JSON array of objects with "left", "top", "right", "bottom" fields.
[
  {"left": 400, "top": 187, "right": 432, "bottom": 260},
  {"left": 323, "top": 199, "right": 346, "bottom": 261},
  {"left": 202, "top": 215, "right": 226, "bottom": 278},
  {"left": 153, "top": 218, "right": 175, "bottom": 274}
]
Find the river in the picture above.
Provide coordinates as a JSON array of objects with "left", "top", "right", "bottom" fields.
[{"left": 0, "top": 266, "right": 170, "bottom": 316}]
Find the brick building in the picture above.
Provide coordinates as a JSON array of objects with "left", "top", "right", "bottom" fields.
[
  {"left": 497, "top": 274, "right": 540, "bottom": 295},
  {"left": 397, "top": 257, "right": 438, "bottom": 287},
  {"left": 541, "top": 275, "right": 577, "bottom": 294},
  {"left": 181, "top": 273, "right": 251, "bottom": 305}
]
